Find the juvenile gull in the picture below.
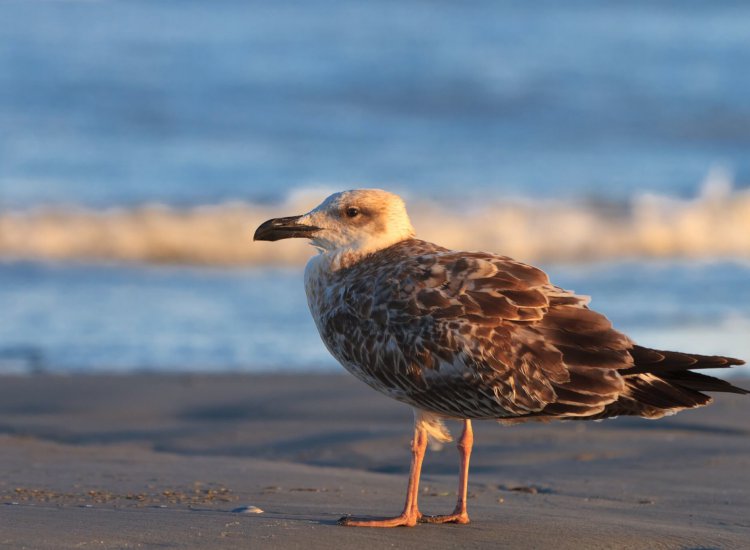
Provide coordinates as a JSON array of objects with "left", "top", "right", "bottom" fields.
[{"left": 254, "top": 189, "right": 747, "bottom": 528}]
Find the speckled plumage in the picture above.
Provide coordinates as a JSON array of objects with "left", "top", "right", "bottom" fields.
[{"left": 306, "top": 237, "right": 745, "bottom": 432}]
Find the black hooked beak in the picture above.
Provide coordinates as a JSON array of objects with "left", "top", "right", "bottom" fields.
[{"left": 253, "top": 215, "right": 321, "bottom": 241}]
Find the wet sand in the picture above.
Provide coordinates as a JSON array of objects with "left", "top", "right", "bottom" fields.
[{"left": 1, "top": 373, "right": 748, "bottom": 549}]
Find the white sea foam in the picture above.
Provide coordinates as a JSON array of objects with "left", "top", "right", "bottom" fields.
[{"left": 1, "top": 181, "right": 749, "bottom": 267}]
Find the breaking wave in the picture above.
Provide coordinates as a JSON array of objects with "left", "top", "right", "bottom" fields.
[{"left": 2, "top": 181, "right": 750, "bottom": 267}]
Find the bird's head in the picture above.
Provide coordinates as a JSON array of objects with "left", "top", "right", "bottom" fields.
[{"left": 254, "top": 189, "right": 415, "bottom": 262}]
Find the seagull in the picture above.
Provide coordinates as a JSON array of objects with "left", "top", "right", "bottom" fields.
[{"left": 254, "top": 189, "right": 747, "bottom": 528}]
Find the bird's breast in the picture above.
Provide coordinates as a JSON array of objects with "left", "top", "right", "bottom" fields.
[{"left": 304, "top": 255, "right": 398, "bottom": 391}]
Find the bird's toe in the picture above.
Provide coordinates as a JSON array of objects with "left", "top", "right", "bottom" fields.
[
  {"left": 338, "top": 513, "right": 419, "bottom": 528},
  {"left": 419, "top": 512, "right": 470, "bottom": 525}
]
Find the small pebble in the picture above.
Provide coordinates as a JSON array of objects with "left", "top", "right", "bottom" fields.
[{"left": 232, "top": 505, "right": 264, "bottom": 514}]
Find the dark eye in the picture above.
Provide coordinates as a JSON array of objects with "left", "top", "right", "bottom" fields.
[{"left": 346, "top": 207, "right": 360, "bottom": 218}]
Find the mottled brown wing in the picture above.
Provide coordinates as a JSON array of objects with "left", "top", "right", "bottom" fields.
[
  {"left": 382, "top": 246, "right": 629, "bottom": 419},
  {"left": 321, "top": 239, "right": 745, "bottom": 422}
]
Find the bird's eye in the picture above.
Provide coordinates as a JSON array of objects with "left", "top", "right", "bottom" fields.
[{"left": 346, "top": 207, "right": 360, "bottom": 218}]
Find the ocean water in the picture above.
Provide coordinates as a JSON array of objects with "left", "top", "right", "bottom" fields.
[
  {"left": 1, "top": 0, "right": 749, "bottom": 206},
  {"left": 0, "top": 260, "right": 748, "bottom": 375},
  {"left": 0, "top": 1, "right": 748, "bottom": 374}
]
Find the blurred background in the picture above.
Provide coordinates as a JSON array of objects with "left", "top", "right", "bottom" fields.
[{"left": 0, "top": 0, "right": 748, "bottom": 374}]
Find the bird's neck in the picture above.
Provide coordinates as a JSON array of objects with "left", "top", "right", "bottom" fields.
[
  {"left": 320, "top": 241, "right": 405, "bottom": 271},
  {"left": 315, "top": 247, "right": 376, "bottom": 272},
  {"left": 312, "top": 235, "right": 412, "bottom": 272}
]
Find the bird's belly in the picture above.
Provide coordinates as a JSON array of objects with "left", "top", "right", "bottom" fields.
[
  {"left": 304, "top": 259, "right": 514, "bottom": 420},
  {"left": 318, "top": 328, "right": 512, "bottom": 419}
]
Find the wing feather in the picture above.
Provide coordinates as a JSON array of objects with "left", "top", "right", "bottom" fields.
[{"left": 315, "top": 239, "right": 745, "bottom": 422}]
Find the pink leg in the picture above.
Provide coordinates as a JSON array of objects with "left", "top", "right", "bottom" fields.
[
  {"left": 339, "top": 425, "right": 428, "bottom": 527},
  {"left": 420, "top": 419, "right": 473, "bottom": 524}
]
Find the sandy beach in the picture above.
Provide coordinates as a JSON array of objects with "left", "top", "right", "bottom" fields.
[{"left": 0, "top": 373, "right": 747, "bottom": 549}]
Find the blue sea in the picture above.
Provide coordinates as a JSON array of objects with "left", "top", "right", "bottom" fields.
[
  {"left": 1, "top": 260, "right": 748, "bottom": 373},
  {"left": 0, "top": 1, "right": 748, "bottom": 374}
]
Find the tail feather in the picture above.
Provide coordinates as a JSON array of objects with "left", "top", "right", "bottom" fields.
[
  {"left": 627, "top": 345, "right": 745, "bottom": 374},
  {"left": 501, "top": 345, "right": 746, "bottom": 423},
  {"left": 596, "top": 346, "right": 748, "bottom": 420},
  {"left": 664, "top": 369, "right": 749, "bottom": 395},
  {"left": 625, "top": 375, "right": 712, "bottom": 410}
]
